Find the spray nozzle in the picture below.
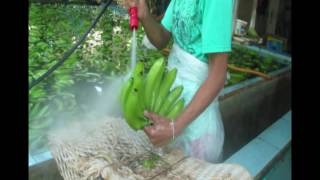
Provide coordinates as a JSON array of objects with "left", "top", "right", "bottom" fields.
[{"left": 128, "top": 7, "right": 138, "bottom": 31}]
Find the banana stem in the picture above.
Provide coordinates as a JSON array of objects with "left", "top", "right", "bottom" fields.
[
  {"left": 227, "top": 64, "right": 272, "bottom": 80},
  {"left": 161, "top": 48, "right": 170, "bottom": 56}
]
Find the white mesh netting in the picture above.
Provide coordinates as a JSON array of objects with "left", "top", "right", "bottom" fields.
[
  {"left": 48, "top": 116, "right": 185, "bottom": 180},
  {"left": 48, "top": 116, "right": 253, "bottom": 180}
]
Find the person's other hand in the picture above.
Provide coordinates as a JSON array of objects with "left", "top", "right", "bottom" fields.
[
  {"left": 143, "top": 111, "right": 176, "bottom": 146},
  {"left": 124, "top": 0, "right": 149, "bottom": 21}
]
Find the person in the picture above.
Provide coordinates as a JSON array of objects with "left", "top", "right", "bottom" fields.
[{"left": 125, "top": 0, "right": 233, "bottom": 163}]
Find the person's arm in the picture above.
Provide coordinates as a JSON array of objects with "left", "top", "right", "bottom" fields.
[
  {"left": 140, "top": 12, "right": 171, "bottom": 49},
  {"left": 144, "top": 53, "right": 228, "bottom": 146},
  {"left": 175, "top": 0, "right": 232, "bottom": 130},
  {"left": 126, "top": 0, "right": 171, "bottom": 49},
  {"left": 174, "top": 53, "right": 227, "bottom": 135}
]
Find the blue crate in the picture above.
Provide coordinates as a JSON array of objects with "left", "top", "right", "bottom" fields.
[{"left": 266, "top": 40, "right": 283, "bottom": 53}]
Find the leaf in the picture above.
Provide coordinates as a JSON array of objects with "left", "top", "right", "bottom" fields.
[
  {"left": 29, "top": 103, "right": 41, "bottom": 120},
  {"left": 60, "top": 92, "right": 75, "bottom": 99},
  {"left": 29, "top": 86, "right": 46, "bottom": 99},
  {"left": 85, "top": 72, "right": 101, "bottom": 78},
  {"left": 29, "top": 129, "right": 43, "bottom": 142},
  {"left": 29, "top": 36, "right": 39, "bottom": 43},
  {"left": 53, "top": 98, "right": 64, "bottom": 111},
  {"left": 36, "top": 105, "right": 50, "bottom": 119},
  {"left": 56, "top": 39, "right": 66, "bottom": 46},
  {"left": 30, "top": 117, "right": 53, "bottom": 130},
  {"left": 37, "top": 42, "right": 48, "bottom": 50},
  {"left": 64, "top": 54, "right": 77, "bottom": 66},
  {"left": 34, "top": 69, "right": 48, "bottom": 79}
]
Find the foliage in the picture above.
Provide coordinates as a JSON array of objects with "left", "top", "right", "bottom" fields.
[
  {"left": 226, "top": 46, "right": 288, "bottom": 86},
  {"left": 28, "top": 4, "right": 164, "bottom": 154}
]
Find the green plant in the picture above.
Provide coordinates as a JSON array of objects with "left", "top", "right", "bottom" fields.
[{"left": 29, "top": 4, "right": 165, "bottom": 153}]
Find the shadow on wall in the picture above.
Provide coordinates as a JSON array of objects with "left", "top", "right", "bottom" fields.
[{"left": 220, "top": 72, "right": 291, "bottom": 160}]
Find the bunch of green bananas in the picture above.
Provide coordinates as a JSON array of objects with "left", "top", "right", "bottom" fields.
[{"left": 120, "top": 58, "right": 185, "bottom": 131}]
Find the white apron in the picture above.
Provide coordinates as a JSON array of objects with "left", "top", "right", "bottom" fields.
[{"left": 167, "top": 43, "right": 225, "bottom": 163}]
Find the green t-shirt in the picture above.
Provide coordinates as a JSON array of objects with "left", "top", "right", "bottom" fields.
[{"left": 161, "top": 0, "right": 233, "bottom": 63}]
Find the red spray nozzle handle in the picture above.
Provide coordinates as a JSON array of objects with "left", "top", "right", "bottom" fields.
[{"left": 129, "top": 7, "right": 138, "bottom": 31}]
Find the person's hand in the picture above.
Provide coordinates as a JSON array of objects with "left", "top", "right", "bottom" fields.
[
  {"left": 124, "top": 0, "right": 149, "bottom": 21},
  {"left": 143, "top": 111, "right": 181, "bottom": 146}
]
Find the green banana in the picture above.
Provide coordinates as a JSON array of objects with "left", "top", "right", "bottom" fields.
[
  {"left": 119, "top": 77, "right": 133, "bottom": 109},
  {"left": 143, "top": 58, "right": 165, "bottom": 111},
  {"left": 133, "top": 81, "right": 145, "bottom": 119},
  {"left": 122, "top": 61, "right": 150, "bottom": 130},
  {"left": 123, "top": 89, "right": 141, "bottom": 130},
  {"left": 153, "top": 68, "right": 177, "bottom": 113},
  {"left": 123, "top": 84, "right": 149, "bottom": 131},
  {"left": 131, "top": 61, "right": 145, "bottom": 115},
  {"left": 150, "top": 68, "right": 166, "bottom": 112},
  {"left": 158, "top": 85, "right": 184, "bottom": 116},
  {"left": 132, "top": 61, "right": 144, "bottom": 79},
  {"left": 120, "top": 61, "right": 144, "bottom": 113},
  {"left": 166, "top": 99, "right": 185, "bottom": 119}
]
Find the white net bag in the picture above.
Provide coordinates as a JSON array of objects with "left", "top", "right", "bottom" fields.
[
  {"left": 48, "top": 116, "right": 189, "bottom": 180},
  {"left": 48, "top": 116, "right": 253, "bottom": 180}
]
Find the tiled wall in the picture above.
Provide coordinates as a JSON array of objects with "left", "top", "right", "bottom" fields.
[{"left": 225, "top": 111, "right": 291, "bottom": 178}]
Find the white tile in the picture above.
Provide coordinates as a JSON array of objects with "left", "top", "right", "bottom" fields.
[
  {"left": 32, "top": 151, "right": 53, "bottom": 164},
  {"left": 258, "top": 111, "right": 291, "bottom": 149},
  {"left": 225, "top": 111, "right": 292, "bottom": 177},
  {"left": 225, "top": 138, "right": 279, "bottom": 177},
  {"left": 29, "top": 155, "right": 36, "bottom": 166}
]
